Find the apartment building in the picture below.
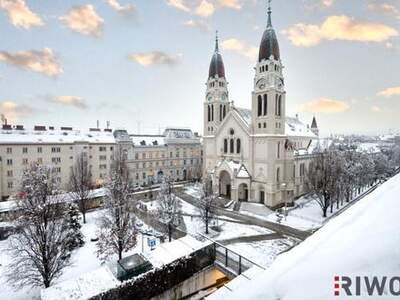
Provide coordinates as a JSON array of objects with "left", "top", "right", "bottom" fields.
[
  {"left": 0, "top": 125, "right": 203, "bottom": 200},
  {"left": 121, "top": 128, "right": 202, "bottom": 187},
  {"left": 0, "top": 124, "right": 115, "bottom": 200}
]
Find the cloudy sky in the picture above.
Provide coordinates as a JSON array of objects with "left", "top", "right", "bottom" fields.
[{"left": 0, "top": 0, "right": 399, "bottom": 136}]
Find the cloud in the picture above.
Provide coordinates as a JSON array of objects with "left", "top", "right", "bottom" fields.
[
  {"left": 218, "top": 0, "right": 242, "bottom": 9},
  {"left": 0, "top": 101, "right": 34, "bottom": 122},
  {"left": 377, "top": 86, "right": 400, "bottom": 98},
  {"left": 47, "top": 96, "right": 88, "bottom": 109},
  {"left": 371, "top": 105, "right": 382, "bottom": 113},
  {"left": 59, "top": 5, "right": 104, "bottom": 37},
  {"left": 321, "top": 0, "right": 334, "bottom": 7},
  {"left": 0, "top": 0, "right": 44, "bottom": 29},
  {"left": 183, "top": 19, "right": 210, "bottom": 31},
  {"left": 283, "top": 15, "right": 398, "bottom": 47},
  {"left": 166, "top": 0, "right": 190, "bottom": 12},
  {"left": 105, "top": 0, "right": 136, "bottom": 15},
  {"left": 195, "top": 0, "right": 215, "bottom": 17},
  {"left": 368, "top": 2, "right": 400, "bottom": 19},
  {"left": 129, "top": 51, "right": 182, "bottom": 67},
  {"left": 299, "top": 98, "right": 350, "bottom": 113},
  {"left": 0, "top": 48, "right": 63, "bottom": 77},
  {"left": 221, "top": 38, "right": 258, "bottom": 60}
]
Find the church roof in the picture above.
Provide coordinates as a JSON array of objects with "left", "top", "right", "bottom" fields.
[
  {"left": 258, "top": 5, "right": 280, "bottom": 62},
  {"left": 311, "top": 116, "right": 318, "bottom": 129},
  {"left": 232, "top": 107, "right": 317, "bottom": 138},
  {"left": 208, "top": 33, "right": 226, "bottom": 79}
]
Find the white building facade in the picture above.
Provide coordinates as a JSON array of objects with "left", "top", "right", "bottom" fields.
[{"left": 203, "top": 6, "right": 319, "bottom": 208}]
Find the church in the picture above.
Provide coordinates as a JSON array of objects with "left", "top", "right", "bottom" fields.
[{"left": 203, "top": 4, "right": 320, "bottom": 208}]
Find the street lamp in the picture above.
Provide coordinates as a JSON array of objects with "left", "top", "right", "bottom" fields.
[{"left": 281, "top": 182, "right": 287, "bottom": 220}]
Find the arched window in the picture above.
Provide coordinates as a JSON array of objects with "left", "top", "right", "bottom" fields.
[
  {"left": 207, "top": 105, "right": 210, "bottom": 122},
  {"left": 277, "top": 142, "right": 280, "bottom": 158},
  {"left": 211, "top": 104, "right": 214, "bottom": 121},
  {"left": 236, "top": 139, "right": 241, "bottom": 154},
  {"left": 263, "top": 94, "right": 268, "bottom": 116},
  {"left": 257, "top": 95, "right": 262, "bottom": 117},
  {"left": 277, "top": 168, "right": 280, "bottom": 183},
  {"left": 223, "top": 105, "right": 226, "bottom": 118},
  {"left": 278, "top": 95, "right": 282, "bottom": 116},
  {"left": 230, "top": 139, "right": 234, "bottom": 153},
  {"left": 219, "top": 104, "right": 222, "bottom": 121},
  {"left": 223, "top": 139, "right": 228, "bottom": 153}
]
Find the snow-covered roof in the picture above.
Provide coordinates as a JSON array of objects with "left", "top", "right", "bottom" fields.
[
  {"left": 0, "top": 128, "right": 115, "bottom": 144},
  {"left": 232, "top": 107, "right": 317, "bottom": 139},
  {"left": 233, "top": 107, "right": 252, "bottom": 126},
  {"left": 285, "top": 117, "right": 316, "bottom": 138},
  {"left": 41, "top": 267, "right": 119, "bottom": 300},
  {"left": 208, "top": 173, "right": 400, "bottom": 299},
  {"left": 144, "top": 235, "right": 210, "bottom": 268},
  {"left": 131, "top": 135, "right": 166, "bottom": 147}
]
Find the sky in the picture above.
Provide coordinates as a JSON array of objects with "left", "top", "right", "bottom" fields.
[{"left": 0, "top": 0, "right": 399, "bottom": 136}]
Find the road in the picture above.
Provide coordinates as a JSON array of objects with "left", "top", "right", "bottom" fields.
[{"left": 177, "top": 192, "right": 312, "bottom": 241}]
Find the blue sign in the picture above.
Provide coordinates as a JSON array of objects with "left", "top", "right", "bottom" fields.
[{"left": 148, "top": 238, "right": 156, "bottom": 250}]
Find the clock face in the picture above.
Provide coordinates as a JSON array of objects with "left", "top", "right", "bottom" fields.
[
  {"left": 256, "top": 79, "right": 266, "bottom": 90},
  {"left": 221, "top": 94, "right": 226, "bottom": 100}
]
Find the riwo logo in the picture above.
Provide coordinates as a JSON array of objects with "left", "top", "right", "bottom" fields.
[{"left": 334, "top": 276, "right": 400, "bottom": 297}]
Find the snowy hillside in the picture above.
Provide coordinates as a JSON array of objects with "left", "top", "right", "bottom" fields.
[{"left": 210, "top": 173, "right": 400, "bottom": 300}]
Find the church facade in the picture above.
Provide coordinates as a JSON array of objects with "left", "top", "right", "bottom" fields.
[{"left": 203, "top": 6, "right": 320, "bottom": 208}]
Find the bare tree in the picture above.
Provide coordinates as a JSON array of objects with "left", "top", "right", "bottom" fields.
[
  {"left": 7, "top": 164, "right": 70, "bottom": 288},
  {"left": 69, "top": 152, "right": 92, "bottom": 224},
  {"left": 157, "top": 178, "right": 180, "bottom": 242},
  {"left": 96, "top": 147, "right": 137, "bottom": 261},
  {"left": 198, "top": 177, "right": 216, "bottom": 234},
  {"left": 307, "top": 151, "right": 338, "bottom": 217}
]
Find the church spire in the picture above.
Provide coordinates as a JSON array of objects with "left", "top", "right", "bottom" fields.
[
  {"left": 267, "top": 0, "right": 272, "bottom": 28},
  {"left": 215, "top": 30, "right": 219, "bottom": 52}
]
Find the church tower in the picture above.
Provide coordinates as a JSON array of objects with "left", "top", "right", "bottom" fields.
[
  {"left": 311, "top": 116, "right": 319, "bottom": 136},
  {"left": 251, "top": 2, "right": 286, "bottom": 135},
  {"left": 204, "top": 32, "right": 230, "bottom": 136}
]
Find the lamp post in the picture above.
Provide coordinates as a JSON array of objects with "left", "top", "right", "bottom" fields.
[{"left": 281, "top": 182, "right": 287, "bottom": 220}]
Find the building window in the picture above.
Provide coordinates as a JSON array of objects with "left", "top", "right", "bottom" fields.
[
  {"left": 223, "top": 139, "right": 228, "bottom": 153},
  {"left": 276, "top": 168, "right": 280, "bottom": 183},
  {"left": 208, "top": 105, "right": 211, "bottom": 122},
  {"left": 7, "top": 170, "right": 13, "bottom": 177},
  {"left": 99, "top": 155, "right": 107, "bottom": 161},
  {"left": 51, "top": 147, "right": 61, "bottom": 153},
  {"left": 37, "top": 147, "right": 42, "bottom": 153},
  {"left": 223, "top": 105, "right": 226, "bottom": 118},
  {"left": 257, "top": 95, "right": 262, "bottom": 117},
  {"left": 38, "top": 158, "right": 43, "bottom": 164},
  {"left": 99, "top": 146, "right": 106, "bottom": 152},
  {"left": 52, "top": 157, "right": 61, "bottom": 163},
  {"left": 236, "top": 139, "right": 241, "bottom": 154},
  {"left": 22, "top": 147, "right": 28, "bottom": 154},
  {"left": 277, "top": 142, "right": 280, "bottom": 159},
  {"left": 258, "top": 123, "right": 261, "bottom": 129},
  {"left": 99, "top": 164, "right": 107, "bottom": 170},
  {"left": 8, "top": 182, "right": 13, "bottom": 189},
  {"left": 211, "top": 104, "right": 214, "bottom": 121},
  {"left": 263, "top": 122, "right": 267, "bottom": 128},
  {"left": 6, "top": 147, "right": 12, "bottom": 154},
  {"left": 7, "top": 159, "right": 12, "bottom": 165},
  {"left": 22, "top": 158, "right": 28, "bottom": 165},
  {"left": 300, "top": 163, "right": 305, "bottom": 177},
  {"left": 263, "top": 94, "right": 268, "bottom": 116},
  {"left": 230, "top": 139, "right": 234, "bottom": 153}
]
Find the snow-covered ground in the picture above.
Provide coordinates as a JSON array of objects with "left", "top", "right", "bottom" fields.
[
  {"left": 0, "top": 209, "right": 161, "bottom": 300},
  {"left": 240, "top": 186, "right": 376, "bottom": 231},
  {"left": 208, "top": 173, "right": 400, "bottom": 299},
  {"left": 227, "top": 238, "right": 297, "bottom": 268}
]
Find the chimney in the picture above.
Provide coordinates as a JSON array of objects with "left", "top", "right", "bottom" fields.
[
  {"left": 34, "top": 125, "right": 46, "bottom": 131},
  {"left": 15, "top": 125, "right": 24, "bottom": 130},
  {"left": 60, "top": 127, "right": 73, "bottom": 131}
]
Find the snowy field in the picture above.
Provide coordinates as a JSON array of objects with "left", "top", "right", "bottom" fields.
[
  {"left": 208, "top": 173, "right": 400, "bottom": 299},
  {"left": 0, "top": 209, "right": 161, "bottom": 300}
]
